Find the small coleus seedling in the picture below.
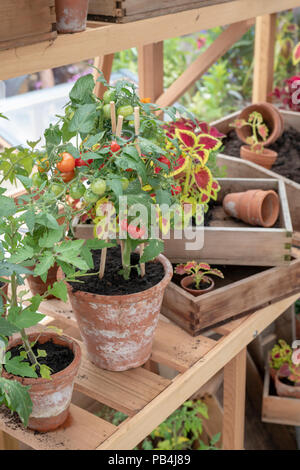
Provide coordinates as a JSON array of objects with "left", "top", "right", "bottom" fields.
[
  {"left": 230, "top": 111, "right": 269, "bottom": 154},
  {"left": 278, "top": 361, "right": 300, "bottom": 385},
  {"left": 175, "top": 261, "right": 224, "bottom": 290},
  {"left": 269, "top": 339, "right": 292, "bottom": 370}
]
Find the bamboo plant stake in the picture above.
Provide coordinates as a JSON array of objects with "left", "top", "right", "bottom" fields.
[
  {"left": 99, "top": 112, "right": 123, "bottom": 279},
  {"left": 134, "top": 106, "right": 145, "bottom": 278}
]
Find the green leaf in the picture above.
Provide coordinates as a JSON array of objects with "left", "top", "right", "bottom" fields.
[
  {"left": 5, "top": 353, "right": 38, "bottom": 378},
  {"left": 140, "top": 239, "right": 164, "bottom": 263},
  {"left": 0, "top": 196, "right": 16, "bottom": 217},
  {"left": 69, "top": 74, "right": 95, "bottom": 103},
  {"left": 34, "top": 254, "right": 55, "bottom": 278},
  {"left": 0, "top": 318, "right": 19, "bottom": 336},
  {"left": 24, "top": 210, "right": 35, "bottom": 233},
  {"left": 68, "top": 104, "right": 97, "bottom": 134},
  {"left": 38, "top": 227, "right": 64, "bottom": 248},
  {"left": 107, "top": 178, "right": 123, "bottom": 198},
  {"left": 47, "top": 281, "right": 68, "bottom": 302},
  {"left": 83, "top": 132, "right": 106, "bottom": 148},
  {"left": 0, "top": 261, "right": 32, "bottom": 277},
  {"left": 39, "top": 364, "right": 52, "bottom": 380},
  {"left": 9, "top": 245, "right": 34, "bottom": 264},
  {"left": 58, "top": 239, "right": 85, "bottom": 254},
  {"left": 0, "top": 377, "right": 32, "bottom": 427},
  {"left": 13, "top": 309, "right": 45, "bottom": 329},
  {"left": 57, "top": 254, "right": 89, "bottom": 271},
  {"left": 37, "top": 349, "right": 47, "bottom": 358}
]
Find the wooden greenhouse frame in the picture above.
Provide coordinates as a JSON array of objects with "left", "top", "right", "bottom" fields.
[{"left": 0, "top": 0, "right": 300, "bottom": 451}]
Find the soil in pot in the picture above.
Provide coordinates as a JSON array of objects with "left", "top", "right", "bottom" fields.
[
  {"left": 180, "top": 275, "right": 214, "bottom": 296},
  {"left": 68, "top": 246, "right": 165, "bottom": 296},
  {"left": 187, "top": 280, "right": 211, "bottom": 290},
  {"left": 223, "top": 127, "right": 300, "bottom": 184},
  {"left": 2, "top": 333, "right": 81, "bottom": 432}
]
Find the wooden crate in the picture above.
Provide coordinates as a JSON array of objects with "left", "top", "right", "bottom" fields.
[
  {"left": 212, "top": 109, "right": 300, "bottom": 237},
  {"left": 162, "top": 257, "right": 300, "bottom": 335},
  {"left": 88, "top": 0, "right": 237, "bottom": 23},
  {"left": 0, "top": 0, "right": 56, "bottom": 52},
  {"left": 163, "top": 178, "right": 293, "bottom": 266},
  {"left": 262, "top": 365, "right": 300, "bottom": 426}
]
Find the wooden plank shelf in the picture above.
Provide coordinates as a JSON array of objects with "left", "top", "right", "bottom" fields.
[{"left": 0, "top": 292, "right": 298, "bottom": 450}]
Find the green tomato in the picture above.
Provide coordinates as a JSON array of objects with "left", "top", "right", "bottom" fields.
[
  {"left": 103, "top": 103, "right": 111, "bottom": 119},
  {"left": 91, "top": 178, "right": 106, "bottom": 196},
  {"left": 103, "top": 89, "right": 116, "bottom": 104},
  {"left": 121, "top": 177, "right": 129, "bottom": 190},
  {"left": 84, "top": 189, "right": 99, "bottom": 204},
  {"left": 69, "top": 182, "right": 86, "bottom": 199},
  {"left": 32, "top": 172, "right": 46, "bottom": 188},
  {"left": 117, "top": 105, "right": 134, "bottom": 118},
  {"left": 50, "top": 183, "right": 64, "bottom": 197}
]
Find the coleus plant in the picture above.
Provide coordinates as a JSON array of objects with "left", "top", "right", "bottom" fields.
[
  {"left": 37, "top": 74, "right": 183, "bottom": 282},
  {"left": 175, "top": 261, "right": 223, "bottom": 290},
  {"left": 163, "top": 118, "right": 224, "bottom": 223},
  {"left": 230, "top": 111, "right": 269, "bottom": 153},
  {"left": 269, "top": 339, "right": 292, "bottom": 371},
  {"left": 275, "top": 341, "right": 300, "bottom": 385}
]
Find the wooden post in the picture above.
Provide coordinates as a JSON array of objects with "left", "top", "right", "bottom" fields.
[
  {"left": 0, "top": 431, "right": 20, "bottom": 450},
  {"left": 138, "top": 42, "right": 164, "bottom": 102},
  {"left": 222, "top": 347, "right": 247, "bottom": 450},
  {"left": 93, "top": 54, "right": 115, "bottom": 98},
  {"left": 252, "top": 14, "right": 277, "bottom": 103}
]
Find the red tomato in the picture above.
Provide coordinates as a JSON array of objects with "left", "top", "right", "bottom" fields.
[
  {"left": 110, "top": 141, "right": 121, "bottom": 152},
  {"left": 60, "top": 170, "right": 75, "bottom": 183},
  {"left": 57, "top": 152, "right": 75, "bottom": 173},
  {"left": 171, "top": 185, "right": 182, "bottom": 195}
]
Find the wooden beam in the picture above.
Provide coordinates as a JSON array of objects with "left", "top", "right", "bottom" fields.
[
  {"left": 0, "top": 431, "right": 20, "bottom": 450},
  {"left": 202, "top": 394, "right": 223, "bottom": 448},
  {"left": 222, "top": 348, "right": 246, "bottom": 450},
  {"left": 156, "top": 19, "right": 253, "bottom": 108},
  {"left": 252, "top": 14, "right": 277, "bottom": 103},
  {"left": 138, "top": 42, "right": 164, "bottom": 102},
  {"left": 1, "top": 0, "right": 299, "bottom": 80},
  {"left": 93, "top": 54, "right": 114, "bottom": 98}
]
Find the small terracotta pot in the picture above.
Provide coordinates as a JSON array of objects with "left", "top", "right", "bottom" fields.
[
  {"left": 27, "top": 263, "right": 59, "bottom": 299},
  {"left": 240, "top": 145, "right": 278, "bottom": 170},
  {"left": 58, "top": 254, "right": 173, "bottom": 371},
  {"left": 235, "top": 102, "right": 284, "bottom": 146},
  {"left": 275, "top": 371, "right": 300, "bottom": 399},
  {"left": 2, "top": 332, "right": 81, "bottom": 432},
  {"left": 180, "top": 275, "right": 214, "bottom": 297},
  {"left": 55, "top": 0, "right": 89, "bottom": 34},
  {"left": 223, "top": 189, "right": 280, "bottom": 228}
]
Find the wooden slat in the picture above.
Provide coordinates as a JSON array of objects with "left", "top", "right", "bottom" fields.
[
  {"left": 2, "top": 0, "right": 300, "bottom": 80},
  {"left": 75, "top": 344, "right": 171, "bottom": 416},
  {"left": 93, "top": 54, "right": 115, "bottom": 98},
  {"left": 252, "top": 14, "right": 277, "bottom": 103},
  {"left": 97, "top": 294, "right": 299, "bottom": 449},
  {"left": 138, "top": 42, "right": 164, "bottom": 102},
  {"left": 156, "top": 19, "right": 253, "bottom": 108},
  {"left": 222, "top": 347, "right": 246, "bottom": 449},
  {"left": 0, "top": 404, "right": 116, "bottom": 450}
]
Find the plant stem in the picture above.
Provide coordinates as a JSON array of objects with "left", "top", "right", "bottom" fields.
[{"left": 122, "top": 239, "right": 131, "bottom": 281}]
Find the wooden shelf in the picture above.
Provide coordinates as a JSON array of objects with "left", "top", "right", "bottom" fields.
[
  {"left": 1, "top": 0, "right": 300, "bottom": 80},
  {"left": 0, "top": 292, "right": 298, "bottom": 450}
]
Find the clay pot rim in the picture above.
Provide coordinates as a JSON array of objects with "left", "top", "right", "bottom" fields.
[
  {"left": 240, "top": 145, "right": 278, "bottom": 158},
  {"left": 58, "top": 253, "right": 173, "bottom": 303},
  {"left": 274, "top": 369, "right": 300, "bottom": 393},
  {"left": 2, "top": 332, "right": 81, "bottom": 386},
  {"left": 180, "top": 275, "right": 214, "bottom": 294}
]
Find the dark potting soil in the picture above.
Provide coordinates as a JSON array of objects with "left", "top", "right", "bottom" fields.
[
  {"left": 69, "top": 246, "right": 165, "bottom": 296},
  {"left": 6, "top": 340, "right": 74, "bottom": 378},
  {"left": 188, "top": 280, "right": 211, "bottom": 291},
  {"left": 223, "top": 127, "right": 300, "bottom": 184},
  {"left": 0, "top": 281, "right": 4, "bottom": 288}
]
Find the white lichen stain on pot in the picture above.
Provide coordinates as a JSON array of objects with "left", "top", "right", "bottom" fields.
[
  {"left": 57, "top": 8, "right": 86, "bottom": 32},
  {"left": 224, "top": 200, "right": 237, "bottom": 218},
  {"left": 30, "top": 384, "right": 74, "bottom": 418}
]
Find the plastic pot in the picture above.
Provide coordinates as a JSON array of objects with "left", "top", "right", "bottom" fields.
[
  {"left": 235, "top": 102, "right": 284, "bottom": 147},
  {"left": 223, "top": 189, "right": 280, "bottom": 228},
  {"left": 2, "top": 332, "right": 81, "bottom": 432},
  {"left": 180, "top": 275, "right": 214, "bottom": 297},
  {"left": 55, "top": 0, "right": 89, "bottom": 34},
  {"left": 58, "top": 254, "right": 173, "bottom": 371},
  {"left": 240, "top": 145, "right": 278, "bottom": 170}
]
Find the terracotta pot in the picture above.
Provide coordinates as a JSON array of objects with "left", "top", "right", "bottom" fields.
[
  {"left": 240, "top": 145, "right": 278, "bottom": 170},
  {"left": 27, "top": 263, "right": 59, "bottom": 299},
  {"left": 275, "top": 371, "right": 300, "bottom": 399},
  {"left": 235, "top": 102, "right": 284, "bottom": 146},
  {"left": 55, "top": 0, "right": 89, "bottom": 33},
  {"left": 180, "top": 275, "right": 214, "bottom": 297},
  {"left": 0, "top": 283, "right": 8, "bottom": 317},
  {"left": 223, "top": 189, "right": 280, "bottom": 228},
  {"left": 2, "top": 332, "right": 81, "bottom": 432},
  {"left": 73, "top": 223, "right": 94, "bottom": 240},
  {"left": 58, "top": 254, "right": 173, "bottom": 371}
]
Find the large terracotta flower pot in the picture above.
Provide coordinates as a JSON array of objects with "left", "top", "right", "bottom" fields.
[
  {"left": 240, "top": 145, "right": 278, "bottom": 170},
  {"left": 55, "top": 0, "right": 89, "bottom": 34},
  {"left": 2, "top": 332, "right": 81, "bottom": 432},
  {"left": 223, "top": 189, "right": 279, "bottom": 228},
  {"left": 180, "top": 275, "right": 214, "bottom": 297},
  {"left": 27, "top": 263, "right": 59, "bottom": 299},
  {"left": 275, "top": 371, "right": 300, "bottom": 399},
  {"left": 235, "top": 102, "right": 284, "bottom": 146},
  {"left": 58, "top": 254, "right": 173, "bottom": 371}
]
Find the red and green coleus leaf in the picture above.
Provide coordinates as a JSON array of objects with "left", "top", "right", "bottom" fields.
[
  {"left": 194, "top": 164, "right": 213, "bottom": 196},
  {"left": 164, "top": 118, "right": 225, "bottom": 140},
  {"left": 205, "top": 268, "right": 224, "bottom": 279},
  {"left": 174, "top": 129, "right": 221, "bottom": 162},
  {"left": 169, "top": 154, "right": 189, "bottom": 176},
  {"left": 257, "top": 124, "right": 269, "bottom": 141},
  {"left": 230, "top": 118, "right": 248, "bottom": 129},
  {"left": 293, "top": 42, "right": 300, "bottom": 65},
  {"left": 210, "top": 180, "right": 220, "bottom": 201}
]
